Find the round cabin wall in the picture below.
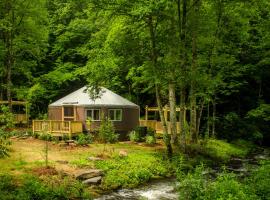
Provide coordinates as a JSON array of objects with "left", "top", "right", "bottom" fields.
[
  {"left": 84, "top": 107, "right": 140, "bottom": 134},
  {"left": 48, "top": 106, "right": 140, "bottom": 135}
]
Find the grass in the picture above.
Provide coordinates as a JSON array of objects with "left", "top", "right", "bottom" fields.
[
  {"left": 0, "top": 135, "right": 256, "bottom": 196},
  {"left": 187, "top": 139, "right": 252, "bottom": 163},
  {"left": 95, "top": 152, "right": 173, "bottom": 190}
]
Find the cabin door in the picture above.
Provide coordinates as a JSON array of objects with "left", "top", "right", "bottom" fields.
[{"left": 62, "top": 106, "right": 76, "bottom": 121}]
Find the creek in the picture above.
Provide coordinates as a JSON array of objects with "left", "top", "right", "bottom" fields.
[{"left": 95, "top": 148, "right": 269, "bottom": 200}]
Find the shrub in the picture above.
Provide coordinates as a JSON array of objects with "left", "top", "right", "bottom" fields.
[
  {"left": 0, "top": 129, "right": 11, "bottom": 158},
  {"left": 129, "top": 131, "right": 141, "bottom": 142},
  {"left": 147, "top": 127, "right": 155, "bottom": 136},
  {"left": 0, "top": 105, "right": 14, "bottom": 130},
  {"left": 76, "top": 133, "right": 93, "bottom": 145},
  {"left": 145, "top": 135, "right": 156, "bottom": 145},
  {"left": 0, "top": 174, "right": 92, "bottom": 200},
  {"left": 177, "top": 165, "right": 258, "bottom": 200},
  {"left": 246, "top": 161, "right": 270, "bottom": 199},
  {"left": 38, "top": 133, "right": 52, "bottom": 141},
  {"left": 98, "top": 117, "right": 118, "bottom": 143},
  {"left": 129, "top": 126, "right": 149, "bottom": 142}
]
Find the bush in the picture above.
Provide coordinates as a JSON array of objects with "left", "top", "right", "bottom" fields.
[
  {"left": 0, "top": 129, "right": 11, "bottom": 158},
  {"left": 145, "top": 135, "right": 156, "bottom": 145},
  {"left": 0, "top": 105, "right": 14, "bottom": 130},
  {"left": 38, "top": 133, "right": 52, "bottom": 141},
  {"left": 98, "top": 117, "right": 118, "bottom": 143},
  {"left": 246, "top": 161, "right": 270, "bottom": 199},
  {"left": 177, "top": 165, "right": 258, "bottom": 200},
  {"left": 147, "top": 127, "right": 155, "bottom": 136},
  {"left": 129, "top": 131, "right": 141, "bottom": 142},
  {"left": 0, "top": 174, "right": 92, "bottom": 200},
  {"left": 76, "top": 133, "right": 93, "bottom": 145}
]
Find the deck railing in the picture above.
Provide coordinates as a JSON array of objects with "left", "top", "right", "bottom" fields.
[
  {"left": 32, "top": 120, "right": 83, "bottom": 138},
  {"left": 139, "top": 120, "right": 180, "bottom": 134},
  {"left": 14, "top": 114, "right": 28, "bottom": 124}
]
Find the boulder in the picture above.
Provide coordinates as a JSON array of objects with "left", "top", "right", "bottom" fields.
[
  {"left": 56, "top": 160, "right": 69, "bottom": 164},
  {"left": 119, "top": 150, "right": 128, "bottom": 157},
  {"left": 69, "top": 143, "right": 77, "bottom": 147},
  {"left": 82, "top": 176, "right": 102, "bottom": 185},
  {"left": 58, "top": 142, "right": 68, "bottom": 147},
  {"left": 75, "top": 169, "right": 103, "bottom": 180}
]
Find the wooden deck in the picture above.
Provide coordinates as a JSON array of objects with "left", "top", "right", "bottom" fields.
[
  {"left": 0, "top": 100, "right": 29, "bottom": 124},
  {"left": 32, "top": 120, "right": 83, "bottom": 138},
  {"left": 139, "top": 120, "right": 180, "bottom": 134}
]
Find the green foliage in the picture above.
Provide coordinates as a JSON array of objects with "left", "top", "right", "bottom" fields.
[
  {"left": 204, "top": 139, "right": 248, "bottom": 161},
  {"left": 38, "top": 133, "right": 52, "bottom": 141},
  {"left": 0, "top": 174, "right": 92, "bottom": 200},
  {"left": 145, "top": 135, "right": 156, "bottom": 145},
  {"left": 98, "top": 117, "right": 118, "bottom": 143},
  {"left": 129, "top": 131, "right": 141, "bottom": 142},
  {"left": 95, "top": 153, "right": 172, "bottom": 190},
  {"left": 76, "top": 133, "right": 93, "bottom": 146},
  {"left": 177, "top": 165, "right": 258, "bottom": 200},
  {"left": 246, "top": 161, "right": 270, "bottom": 199},
  {"left": 0, "top": 106, "right": 14, "bottom": 130},
  {"left": 0, "top": 129, "right": 11, "bottom": 158},
  {"left": 187, "top": 139, "right": 249, "bottom": 162},
  {"left": 129, "top": 126, "right": 149, "bottom": 142}
]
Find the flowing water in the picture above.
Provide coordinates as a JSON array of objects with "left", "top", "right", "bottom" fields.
[
  {"left": 95, "top": 178, "right": 178, "bottom": 200},
  {"left": 95, "top": 148, "right": 269, "bottom": 200}
]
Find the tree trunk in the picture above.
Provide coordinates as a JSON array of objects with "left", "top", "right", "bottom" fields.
[
  {"left": 207, "top": 101, "right": 210, "bottom": 138},
  {"left": 179, "top": 88, "right": 186, "bottom": 150},
  {"left": 169, "top": 83, "right": 177, "bottom": 145},
  {"left": 212, "top": 97, "right": 216, "bottom": 138},
  {"left": 196, "top": 99, "right": 204, "bottom": 137},
  {"left": 148, "top": 15, "right": 172, "bottom": 157},
  {"left": 190, "top": 0, "right": 200, "bottom": 143},
  {"left": 156, "top": 84, "right": 172, "bottom": 157}
]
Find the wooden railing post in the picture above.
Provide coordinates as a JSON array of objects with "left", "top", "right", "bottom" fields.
[
  {"left": 49, "top": 120, "right": 52, "bottom": 134},
  {"left": 69, "top": 121, "right": 71, "bottom": 139},
  {"left": 164, "top": 105, "right": 168, "bottom": 122},
  {"left": 32, "top": 120, "right": 35, "bottom": 134}
]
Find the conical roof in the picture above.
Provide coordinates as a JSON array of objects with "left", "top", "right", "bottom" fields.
[{"left": 49, "top": 86, "right": 139, "bottom": 108}]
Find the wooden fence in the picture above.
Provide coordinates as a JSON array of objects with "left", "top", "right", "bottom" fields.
[{"left": 32, "top": 120, "right": 83, "bottom": 138}]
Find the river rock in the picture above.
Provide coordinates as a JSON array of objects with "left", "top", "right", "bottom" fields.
[
  {"left": 82, "top": 176, "right": 102, "bottom": 185},
  {"left": 88, "top": 156, "right": 104, "bottom": 161},
  {"left": 75, "top": 169, "right": 103, "bottom": 180}
]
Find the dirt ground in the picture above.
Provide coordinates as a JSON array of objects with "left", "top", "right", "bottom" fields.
[{"left": 0, "top": 137, "right": 164, "bottom": 175}]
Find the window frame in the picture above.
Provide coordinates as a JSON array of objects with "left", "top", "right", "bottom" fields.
[
  {"left": 108, "top": 109, "right": 123, "bottom": 121},
  {"left": 85, "top": 109, "right": 101, "bottom": 121}
]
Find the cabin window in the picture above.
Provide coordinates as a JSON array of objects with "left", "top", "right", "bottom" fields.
[
  {"left": 64, "top": 107, "right": 74, "bottom": 117},
  {"left": 86, "top": 109, "right": 100, "bottom": 121},
  {"left": 108, "top": 109, "right": 122, "bottom": 121}
]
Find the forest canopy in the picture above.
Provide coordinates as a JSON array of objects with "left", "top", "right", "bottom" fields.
[{"left": 0, "top": 0, "right": 270, "bottom": 147}]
